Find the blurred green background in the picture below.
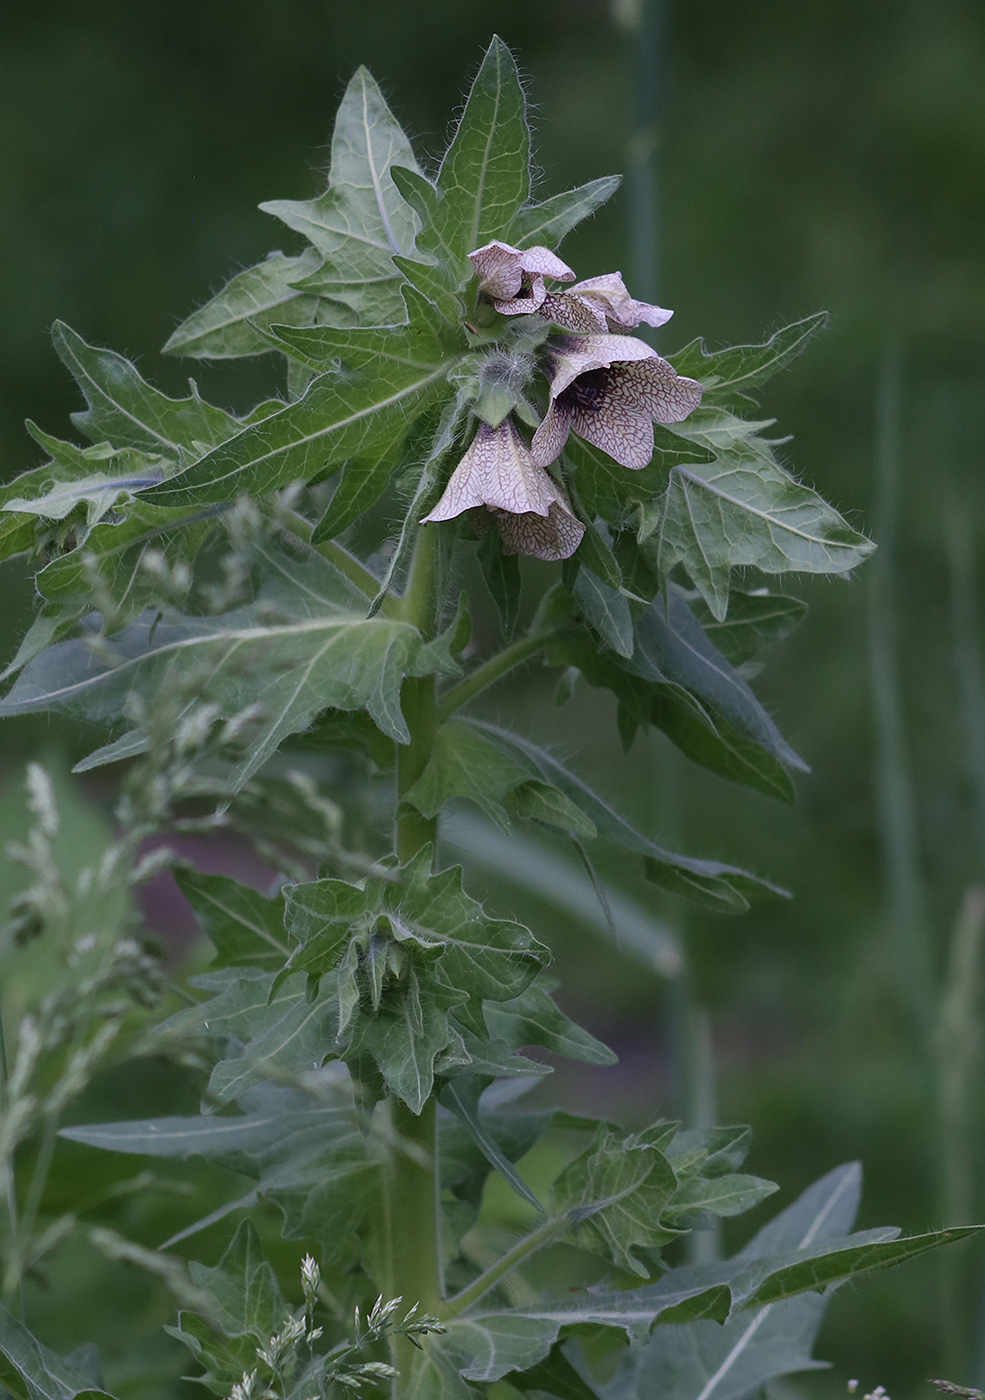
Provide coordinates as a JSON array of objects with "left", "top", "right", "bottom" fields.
[{"left": 2, "top": 0, "right": 985, "bottom": 1394}]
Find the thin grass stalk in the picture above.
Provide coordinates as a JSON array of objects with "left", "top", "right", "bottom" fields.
[
  {"left": 868, "top": 345, "right": 935, "bottom": 1033},
  {"left": 0, "top": 992, "right": 25, "bottom": 1321},
  {"left": 933, "top": 887, "right": 985, "bottom": 1376},
  {"left": 943, "top": 496, "right": 985, "bottom": 1381},
  {"left": 945, "top": 502, "right": 985, "bottom": 867}
]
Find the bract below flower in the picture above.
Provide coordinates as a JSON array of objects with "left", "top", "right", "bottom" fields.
[
  {"left": 539, "top": 272, "right": 674, "bottom": 334},
  {"left": 531, "top": 334, "right": 702, "bottom": 471},
  {"left": 422, "top": 418, "right": 584, "bottom": 561},
  {"left": 468, "top": 240, "right": 575, "bottom": 316}
]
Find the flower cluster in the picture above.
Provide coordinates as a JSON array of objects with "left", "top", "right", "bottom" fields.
[{"left": 423, "top": 239, "right": 702, "bottom": 560}]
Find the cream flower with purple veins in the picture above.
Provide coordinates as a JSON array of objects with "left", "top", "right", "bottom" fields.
[
  {"left": 531, "top": 334, "right": 702, "bottom": 471},
  {"left": 540, "top": 272, "right": 674, "bottom": 334},
  {"left": 468, "top": 240, "right": 575, "bottom": 316},
  {"left": 422, "top": 418, "right": 584, "bottom": 561}
]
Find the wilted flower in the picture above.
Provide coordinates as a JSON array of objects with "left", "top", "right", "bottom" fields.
[
  {"left": 422, "top": 418, "right": 584, "bottom": 561},
  {"left": 468, "top": 240, "right": 574, "bottom": 316},
  {"left": 531, "top": 334, "right": 702, "bottom": 471},
  {"left": 539, "top": 271, "right": 674, "bottom": 334}
]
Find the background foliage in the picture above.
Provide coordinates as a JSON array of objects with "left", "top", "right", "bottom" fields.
[{"left": 2, "top": 1, "right": 984, "bottom": 1394}]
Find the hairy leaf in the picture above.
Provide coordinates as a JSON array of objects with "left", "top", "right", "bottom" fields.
[
  {"left": 508, "top": 176, "right": 622, "bottom": 249},
  {"left": 176, "top": 870, "right": 291, "bottom": 972},
  {"left": 392, "top": 36, "right": 529, "bottom": 318},
  {"left": 162, "top": 249, "right": 324, "bottom": 360},
  {"left": 143, "top": 349, "right": 455, "bottom": 507},
  {"left": 0, "top": 1304, "right": 114, "bottom": 1400},
  {"left": 0, "top": 541, "right": 460, "bottom": 781},
  {"left": 281, "top": 849, "right": 546, "bottom": 1110},
  {"left": 553, "top": 1124, "right": 681, "bottom": 1276},
  {"left": 433, "top": 1216, "right": 980, "bottom": 1386},
  {"left": 653, "top": 426, "right": 874, "bottom": 620},
  {"left": 465, "top": 722, "right": 786, "bottom": 910},
  {"left": 565, "top": 431, "right": 713, "bottom": 529},
  {"left": 404, "top": 719, "right": 594, "bottom": 839},
  {"left": 483, "top": 979, "right": 616, "bottom": 1068},
  {"left": 52, "top": 323, "right": 244, "bottom": 457},
  {"left": 260, "top": 68, "right": 420, "bottom": 326},
  {"left": 691, "top": 588, "right": 808, "bottom": 668},
  {"left": 605, "top": 1163, "right": 862, "bottom": 1400},
  {"left": 62, "top": 1085, "right": 382, "bottom": 1260},
  {"left": 626, "top": 587, "right": 807, "bottom": 797},
  {"left": 669, "top": 313, "right": 828, "bottom": 409}
]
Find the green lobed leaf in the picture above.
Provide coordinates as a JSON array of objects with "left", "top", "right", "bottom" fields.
[
  {"left": 668, "top": 313, "right": 829, "bottom": 409},
  {"left": 0, "top": 425, "right": 173, "bottom": 565},
  {"left": 158, "top": 966, "right": 342, "bottom": 1107},
  {"left": 52, "top": 323, "right": 244, "bottom": 457},
  {"left": 0, "top": 540, "right": 461, "bottom": 783},
  {"left": 404, "top": 719, "right": 595, "bottom": 839},
  {"left": 626, "top": 587, "right": 808, "bottom": 794},
  {"left": 653, "top": 425, "right": 874, "bottom": 620},
  {"left": 165, "top": 1221, "right": 291, "bottom": 1391},
  {"left": 483, "top": 978, "right": 617, "bottom": 1068},
  {"left": 34, "top": 501, "right": 217, "bottom": 626},
  {"left": 508, "top": 176, "right": 622, "bottom": 249},
  {"left": 690, "top": 587, "right": 809, "bottom": 669},
  {"left": 565, "top": 431, "right": 714, "bottom": 530},
  {"left": 605, "top": 1163, "right": 862, "bottom": 1400},
  {"left": 464, "top": 722, "right": 786, "bottom": 910},
  {"left": 62, "top": 1085, "right": 382, "bottom": 1261},
  {"left": 553, "top": 1124, "right": 682, "bottom": 1277},
  {"left": 162, "top": 249, "right": 324, "bottom": 360},
  {"left": 435, "top": 1209, "right": 980, "bottom": 1386},
  {"left": 392, "top": 36, "right": 529, "bottom": 315},
  {"left": 176, "top": 870, "right": 291, "bottom": 972},
  {"left": 0, "top": 1304, "right": 115, "bottom": 1400},
  {"left": 187, "top": 1219, "right": 287, "bottom": 1342},
  {"left": 280, "top": 849, "right": 548, "bottom": 1109},
  {"left": 142, "top": 346, "right": 457, "bottom": 508},
  {"left": 259, "top": 68, "right": 421, "bottom": 327}
]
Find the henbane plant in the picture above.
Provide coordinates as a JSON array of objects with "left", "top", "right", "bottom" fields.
[{"left": 0, "top": 35, "right": 978, "bottom": 1400}]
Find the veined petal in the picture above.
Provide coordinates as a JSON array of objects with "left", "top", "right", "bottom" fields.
[
  {"left": 493, "top": 279, "right": 549, "bottom": 317},
  {"left": 568, "top": 396, "right": 655, "bottom": 470},
  {"left": 541, "top": 334, "right": 702, "bottom": 470},
  {"left": 495, "top": 500, "right": 585, "bottom": 561},
  {"left": 603, "top": 360, "right": 703, "bottom": 424},
  {"left": 530, "top": 399, "right": 574, "bottom": 467},
  {"left": 468, "top": 240, "right": 574, "bottom": 301},
  {"left": 422, "top": 419, "right": 559, "bottom": 524},
  {"left": 567, "top": 272, "right": 674, "bottom": 329},
  {"left": 545, "top": 334, "right": 660, "bottom": 399},
  {"left": 469, "top": 241, "right": 526, "bottom": 300},
  {"left": 539, "top": 292, "right": 609, "bottom": 334}
]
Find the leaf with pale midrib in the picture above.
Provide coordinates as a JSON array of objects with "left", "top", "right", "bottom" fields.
[{"left": 0, "top": 541, "right": 461, "bottom": 784}]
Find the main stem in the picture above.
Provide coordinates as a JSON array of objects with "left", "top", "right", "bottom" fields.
[{"left": 389, "top": 526, "right": 442, "bottom": 1389}]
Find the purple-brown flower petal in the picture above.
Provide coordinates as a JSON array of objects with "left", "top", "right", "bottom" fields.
[
  {"left": 494, "top": 502, "right": 585, "bottom": 561},
  {"left": 531, "top": 334, "right": 702, "bottom": 470},
  {"left": 539, "top": 272, "right": 673, "bottom": 334},
  {"left": 422, "top": 418, "right": 584, "bottom": 562},
  {"left": 468, "top": 240, "right": 575, "bottom": 318}
]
